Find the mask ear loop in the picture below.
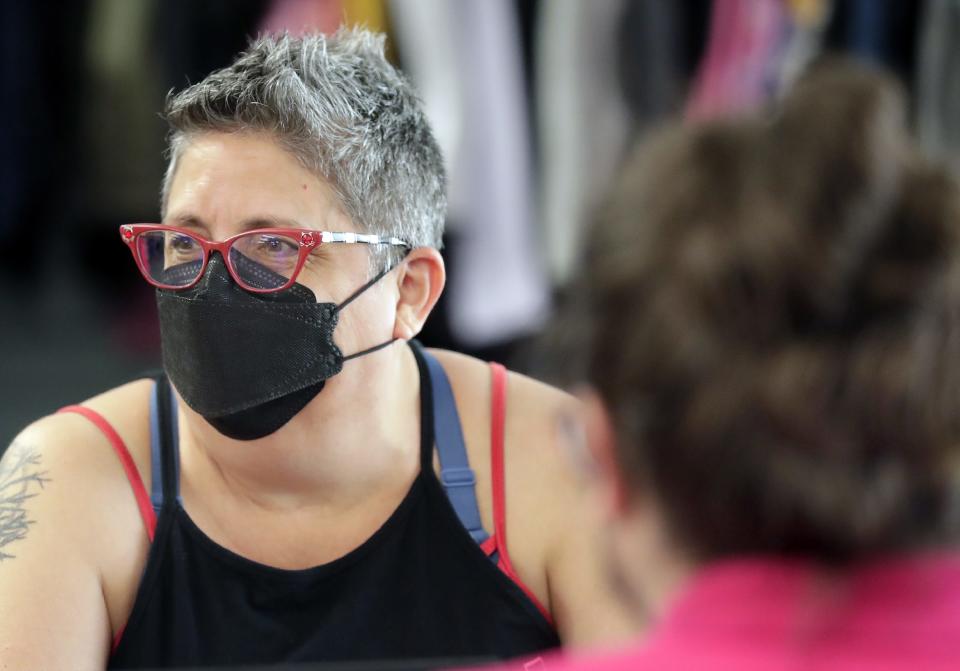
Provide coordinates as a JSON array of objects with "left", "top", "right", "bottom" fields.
[
  {"left": 335, "top": 264, "right": 395, "bottom": 313},
  {"left": 343, "top": 338, "right": 398, "bottom": 361},
  {"left": 337, "top": 248, "right": 412, "bottom": 362}
]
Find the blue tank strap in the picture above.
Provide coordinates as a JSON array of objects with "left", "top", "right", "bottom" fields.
[
  {"left": 422, "top": 350, "right": 491, "bottom": 545},
  {"left": 149, "top": 378, "right": 182, "bottom": 511}
]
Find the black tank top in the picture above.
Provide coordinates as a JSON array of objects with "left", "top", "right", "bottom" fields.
[{"left": 107, "top": 342, "right": 560, "bottom": 669}]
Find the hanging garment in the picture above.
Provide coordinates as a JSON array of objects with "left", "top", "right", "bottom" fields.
[
  {"left": 536, "top": 0, "right": 633, "bottom": 286},
  {"left": 388, "top": 0, "right": 463, "bottom": 198},
  {"left": 773, "top": 0, "right": 834, "bottom": 94},
  {"left": 616, "top": 0, "right": 693, "bottom": 128},
  {"left": 81, "top": 0, "right": 166, "bottom": 221},
  {"left": 260, "top": 0, "right": 342, "bottom": 35},
  {"left": 343, "top": 0, "right": 389, "bottom": 34},
  {"left": 846, "top": 0, "right": 889, "bottom": 63},
  {"left": 917, "top": 0, "right": 960, "bottom": 175},
  {"left": 265, "top": 0, "right": 390, "bottom": 39},
  {"left": 391, "top": 0, "right": 550, "bottom": 347},
  {"left": 685, "top": 0, "right": 789, "bottom": 120},
  {"left": 827, "top": 0, "right": 924, "bottom": 86},
  {"left": 449, "top": 0, "right": 549, "bottom": 347}
]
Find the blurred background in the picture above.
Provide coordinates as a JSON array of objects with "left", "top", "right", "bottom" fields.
[{"left": 0, "top": 0, "right": 957, "bottom": 448}]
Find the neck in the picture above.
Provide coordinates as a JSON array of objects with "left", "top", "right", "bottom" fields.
[{"left": 177, "top": 340, "right": 422, "bottom": 513}]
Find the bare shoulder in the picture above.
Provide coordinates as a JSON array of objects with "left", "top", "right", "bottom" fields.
[
  {"left": 0, "top": 378, "right": 156, "bottom": 665},
  {"left": 16, "top": 378, "right": 153, "bottom": 463},
  {"left": 71, "top": 377, "right": 156, "bottom": 478},
  {"left": 427, "top": 348, "right": 573, "bottom": 484},
  {"left": 2, "top": 377, "right": 156, "bottom": 569},
  {"left": 428, "top": 348, "right": 572, "bottom": 430},
  {"left": 8, "top": 378, "right": 156, "bottom": 504}
]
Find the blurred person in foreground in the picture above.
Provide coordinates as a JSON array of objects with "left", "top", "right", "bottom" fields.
[
  {"left": 491, "top": 62, "right": 960, "bottom": 670},
  {"left": 0, "top": 29, "right": 633, "bottom": 669}
]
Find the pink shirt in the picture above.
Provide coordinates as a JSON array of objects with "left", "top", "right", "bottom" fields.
[{"left": 494, "top": 554, "right": 960, "bottom": 671}]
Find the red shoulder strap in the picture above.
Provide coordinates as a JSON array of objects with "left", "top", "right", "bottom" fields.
[
  {"left": 58, "top": 405, "right": 157, "bottom": 542},
  {"left": 490, "top": 362, "right": 510, "bottom": 560},
  {"left": 488, "top": 363, "right": 554, "bottom": 625}
]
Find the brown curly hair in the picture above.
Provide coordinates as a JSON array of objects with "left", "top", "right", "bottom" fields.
[{"left": 578, "top": 61, "right": 960, "bottom": 562}]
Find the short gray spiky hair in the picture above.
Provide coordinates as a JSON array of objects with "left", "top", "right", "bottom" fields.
[{"left": 161, "top": 28, "right": 446, "bottom": 270}]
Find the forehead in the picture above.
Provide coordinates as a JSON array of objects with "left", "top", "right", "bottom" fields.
[{"left": 165, "top": 132, "right": 352, "bottom": 234}]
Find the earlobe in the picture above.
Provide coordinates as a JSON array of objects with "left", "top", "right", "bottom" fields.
[{"left": 392, "top": 248, "right": 445, "bottom": 341}]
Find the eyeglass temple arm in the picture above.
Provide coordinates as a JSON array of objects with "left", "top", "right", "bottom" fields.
[{"left": 317, "top": 232, "right": 409, "bottom": 248}]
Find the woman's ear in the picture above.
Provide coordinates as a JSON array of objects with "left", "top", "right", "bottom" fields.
[{"left": 393, "top": 247, "right": 446, "bottom": 340}]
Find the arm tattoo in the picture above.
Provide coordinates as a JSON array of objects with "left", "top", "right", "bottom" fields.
[{"left": 0, "top": 441, "right": 51, "bottom": 561}]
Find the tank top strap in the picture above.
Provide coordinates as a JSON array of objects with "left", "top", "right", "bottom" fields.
[
  {"left": 57, "top": 404, "right": 157, "bottom": 541},
  {"left": 418, "top": 345, "right": 490, "bottom": 545},
  {"left": 487, "top": 361, "right": 554, "bottom": 625},
  {"left": 149, "top": 375, "right": 182, "bottom": 509}
]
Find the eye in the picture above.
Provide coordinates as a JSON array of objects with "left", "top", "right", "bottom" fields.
[
  {"left": 247, "top": 234, "right": 300, "bottom": 261},
  {"left": 259, "top": 235, "right": 296, "bottom": 254},
  {"left": 166, "top": 233, "right": 200, "bottom": 255}
]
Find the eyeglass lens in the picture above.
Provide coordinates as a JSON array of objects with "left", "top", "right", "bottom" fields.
[{"left": 137, "top": 230, "right": 302, "bottom": 290}]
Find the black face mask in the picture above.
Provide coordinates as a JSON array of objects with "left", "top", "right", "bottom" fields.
[{"left": 156, "top": 253, "right": 396, "bottom": 441}]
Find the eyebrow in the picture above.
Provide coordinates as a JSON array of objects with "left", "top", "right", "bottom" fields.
[{"left": 166, "top": 214, "right": 309, "bottom": 235}]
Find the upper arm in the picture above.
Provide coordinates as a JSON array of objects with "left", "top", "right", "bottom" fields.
[
  {"left": 501, "top": 375, "right": 641, "bottom": 649},
  {"left": 0, "top": 417, "right": 116, "bottom": 670}
]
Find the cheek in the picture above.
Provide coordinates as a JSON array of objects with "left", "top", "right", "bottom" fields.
[
  {"left": 295, "top": 264, "right": 359, "bottom": 304},
  {"left": 295, "top": 273, "right": 343, "bottom": 304},
  {"left": 330, "top": 284, "right": 397, "bottom": 345},
  {"left": 296, "top": 252, "right": 371, "bottom": 302}
]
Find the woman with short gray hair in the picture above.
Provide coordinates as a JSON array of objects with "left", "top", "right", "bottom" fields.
[{"left": 0, "top": 28, "right": 631, "bottom": 669}]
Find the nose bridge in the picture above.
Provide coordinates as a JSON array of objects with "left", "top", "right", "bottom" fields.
[
  {"left": 199, "top": 248, "right": 230, "bottom": 281},
  {"left": 208, "top": 236, "right": 235, "bottom": 257},
  {"left": 205, "top": 231, "right": 244, "bottom": 273}
]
